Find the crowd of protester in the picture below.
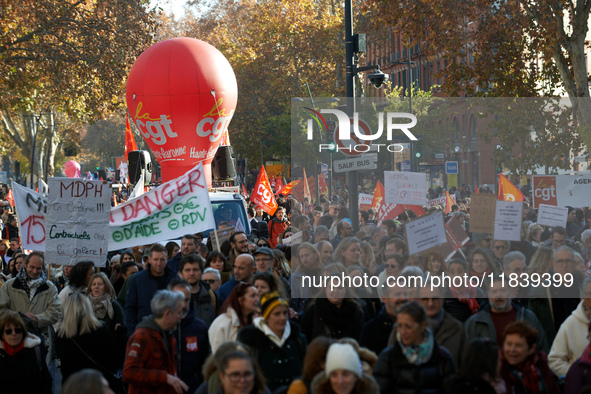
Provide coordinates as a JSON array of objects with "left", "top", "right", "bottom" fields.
[{"left": 0, "top": 183, "right": 590, "bottom": 393}]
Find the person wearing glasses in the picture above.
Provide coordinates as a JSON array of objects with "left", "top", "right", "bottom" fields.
[
  {"left": 490, "top": 239, "right": 510, "bottom": 267},
  {"left": 203, "top": 268, "right": 223, "bottom": 293},
  {"left": 0, "top": 312, "right": 52, "bottom": 393},
  {"left": 529, "top": 245, "right": 582, "bottom": 346},
  {"left": 217, "top": 350, "right": 267, "bottom": 394}
]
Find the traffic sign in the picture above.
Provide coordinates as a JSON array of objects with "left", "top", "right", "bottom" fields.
[
  {"left": 445, "top": 161, "right": 458, "bottom": 174},
  {"left": 334, "top": 155, "right": 377, "bottom": 173},
  {"left": 333, "top": 118, "right": 372, "bottom": 157}
]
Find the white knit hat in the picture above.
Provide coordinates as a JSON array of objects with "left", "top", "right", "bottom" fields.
[{"left": 324, "top": 343, "right": 362, "bottom": 378}]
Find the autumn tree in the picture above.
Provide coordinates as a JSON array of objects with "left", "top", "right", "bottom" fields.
[
  {"left": 359, "top": 0, "right": 591, "bottom": 151},
  {"left": 0, "top": 0, "right": 158, "bottom": 181}
]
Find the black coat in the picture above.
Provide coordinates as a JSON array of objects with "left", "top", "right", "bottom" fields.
[
  {"left": 373, "top": 339, "right": 456, "bottom": 394},
  {"left": 300, "top": 298, "right": 364, "bottom": 343},
  {"left": 359, "top": 307, "right": 395, "bottom": 356},
  {"left": 56, "top": 323, "right": 123, "bottom": 389},
  {"left": 0, "top": 335, "right": 52, "bottom": 394},
  {"left": 238, "top": 321, "right": 307, "bottom": 392}
]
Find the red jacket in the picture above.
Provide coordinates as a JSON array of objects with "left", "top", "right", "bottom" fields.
[
  {"left": 268, "top": 218, "right": 289, "bottom": 248},
  {"left": 123, "top": 318, "right": 178, "bottom": 394}
]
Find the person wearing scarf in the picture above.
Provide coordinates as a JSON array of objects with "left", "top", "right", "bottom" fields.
[
  {"left": 0, "top": 312, "right": 52, "bottom": 393},
  {"left": 443, "top": 259, "right": 485, "bottom": 322},
  {"left": 374, "top": 301, "right": 455, "bottom": 393},
  {"left": 500, "top": 321, "right": 560, "bottom": 394},
  {"left": 237, "top": 291, "right": 307, "bottom": 392},
  {"left": 87, "top": 272, "right": 126, "bottom": 350}
]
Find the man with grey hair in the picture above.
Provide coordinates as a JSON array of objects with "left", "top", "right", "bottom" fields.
[
  {"left": 465, "top": 274, "right": 548, "bottom": 352},
  {"left": 202, "top": 268, "right": 222, "bottom": 293},
  {"left": 503, "top": 250, "right": 528, "bottom": 306},
  {"left": 528, "top": 245, "right": 581, "bottom": 345},
  {"left": 581, "top": 229, "right": 591, "bottom": 257},
  {"left": 123, "top": 289, "right": 188, "bottom": 394}
]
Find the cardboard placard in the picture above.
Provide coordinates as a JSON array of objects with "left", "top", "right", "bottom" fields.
[
  {"left": 211, "top": 226, "right": 236, "bottom": 252},
  {"left": 469, "top": 193, "right": 497, "bottom": 233}
]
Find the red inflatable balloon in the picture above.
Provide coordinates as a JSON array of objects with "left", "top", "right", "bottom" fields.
[{"left": 126, "top": 38, "right": 238, "bottom": 185}]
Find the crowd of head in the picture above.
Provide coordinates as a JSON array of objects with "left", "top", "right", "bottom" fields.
[{"left": 1, "top": 184, "right": 591, "bottom": 393}]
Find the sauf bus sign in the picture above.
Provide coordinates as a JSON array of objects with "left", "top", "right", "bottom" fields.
[{"left": 304, "top": 108, "right": 418, "bottom": 153}]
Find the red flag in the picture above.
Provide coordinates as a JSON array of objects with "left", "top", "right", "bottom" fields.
[
  {"left": 407, "top": 205, "right": 426, "bottom": 217},
  {"left": 375, "top": 182, "right": 406, "bottom": 226},
  {"left": 125, "top": 114, "right": 138, "bottom": 160},
  {"left": 250, "top": 166, "right": 278, "bottom": 215},
  {"left": 318, "top": 173, "right": 328, "bottom": 195},
  {"left": 276, "top": 177, "right": 284, "bottom": 191},
  {"left": 276, "top": 180, "right": 299, "bottom": 196},
  {"left": 112, "top": 192, "right": 118, "bottom": 207},
  {"left": 445, "top": 191, "right": 455, "bottom": 214},
  {"left": 498, "top": 174, "right": 524, "bottom": 201},
  {"left": 242, "top": 183, "right": 248, "bottom": 196},
  {"left": 474, "top": 185, "right": 480, "bottom": 193},
  {"left": 6, "top": 188, "right": 14, "bottom": 207}
]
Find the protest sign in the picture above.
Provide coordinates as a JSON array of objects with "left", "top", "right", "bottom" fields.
[
  {"left": 469, "top": 193, "right": 497, "bottom": 233},
  {"left": 493, "top": 201, "right": 523, "bottom": 241},
  {"left": 428, "top": 194, "right": 456, "bottom": 207},
  {"left": 537, "top": 204, "right": 568, "bottom": 228},
  {"left": 405, "top": 211, "right": 447, "bottom": 256},
  {"left": 46, "top": 179, "right": 111, "bottom": 266},
  {"left": 533, "top": 175, "right": 591, "bottom": 208},
  {"left": 211, "top": 226, "right": 235, "bottom": 252},
  {"left": 384, "top": 171, "right": 427, "bottom": 206},
  {"left": 282, "top": 230, "right": 303, "bottom": 246},
  {"left": 12, "top": 181, "right": 47, "bottom": 251},
  {"left": 109, "top": 163, "right": 215, "bottom": 251},
  {"left": 445, "top": 216, "right": 470, "bottom": 251},
  {"left": 359, "top": 193, "right": 373, "bottom": 210}
]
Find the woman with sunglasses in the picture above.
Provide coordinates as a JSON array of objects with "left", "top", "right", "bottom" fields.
[
  {"left": 209, "top": 283, "right": 260, "bottom": 352},
  {"left": 256, "top": 238, "right": 271, "bottom": 249},
  {"left": 0, "top": 312, "right": 52, "bottom": 393}
]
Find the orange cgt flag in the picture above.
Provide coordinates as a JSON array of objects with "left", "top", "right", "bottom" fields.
[
  {"left": 370, "top": 181, "right": 385, "bottom": 213},
  {"left": 276, "top": 180, "right": 299, "bottom": 196},
  {"left": 445, "top": 191, "right": 455, "bottom": 214},
  {"left": 250, "top": 166, "right": 278, "bottom": 215},
  {"left": 498, "top": 174, "right": 524, "bottom": 201},
  {"left": 125, "top": 114, "right": 138, "bottom": 160},
  {"left": 318, "top": 173, "right": 328, "bottom": 195},
  {"left": 6, "top": 188, "right": 14, "bottom": 207}
]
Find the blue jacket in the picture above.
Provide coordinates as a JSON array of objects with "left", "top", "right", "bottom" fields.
[
  {"left": 124, "top": 266, "right": 178, "bottom": 334},
  {"left": 217, "top": 276, "right": 239, "bottom": 306},
  {"left": 173, "top": 307, "right": 210, "bottom": 394},
  {"left": 167, "top": 252, "right": 182, "bottom": 273}
]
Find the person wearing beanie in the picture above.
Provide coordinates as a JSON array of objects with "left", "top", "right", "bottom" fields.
[
  {"left": 237, "top": 291, "right": 307, "bottom": 392},
  {"left": 310, "top": 341, "right": 379, "bottom": 394}
]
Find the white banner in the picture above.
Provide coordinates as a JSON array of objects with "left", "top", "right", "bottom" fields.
[
  {"left": 11, "top": 181, "right": 47, "bottom": 250},
  {"left": 493, "top": 201, "right": 523, "bottom": 242},
  {"left": 533, "top": 175, "right": 591, "bottom": 208},
  {"left": 537, "top": 204, "right": 568, "bottom": 228},
  {"left": 359, "top": 193, "right": 373, "bottom": 208},
  {"left": 384, "top": 171, "right": 428, "bottom": 206},
  {"left": 46, "top": 179, "right": 111, "bottom": 266},
  {"left": 109, "top": 163, "right": 215, "bottom": 250},
  {"left": 405, "top": 211, "right": 447, "bottom": 255}
]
